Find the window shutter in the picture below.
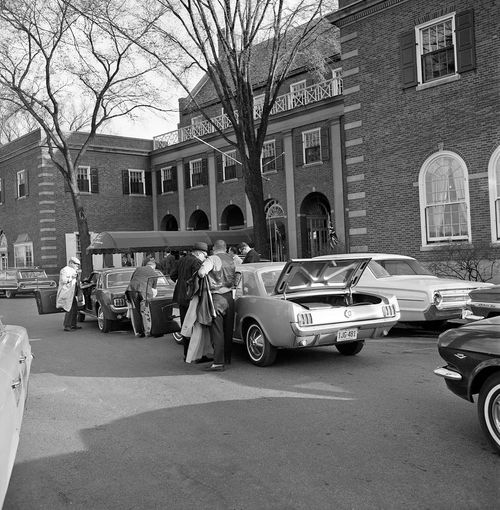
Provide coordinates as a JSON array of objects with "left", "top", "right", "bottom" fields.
[
  {"left": 90, "top": 168, "right": 99, "bottom": 194},
  {"left": 201, "top": 158, "right": 208, "bottom": 185},
  {"left": 320, "top": 127, "right": 330, "bottom": 162},
  {"left": 122, "top": 170, "right": 130, "bottom": 195},
  {"left": 156, "top": 169, "right": 162, "bottom": 194},
  {"left": 275, "top": 138, "right": 283, "bottom": 172},
  {"left": 216, "top": 152, "right": 223, "bottom": 182},
  {"left": 400, "top": 30, "right": 417, "bottom": 88},
  {"left": 25, "top": 171, "right": 29, "bottom": 196},
  {"left": 184, "top": 162, "right": 191, "bottom": 188},
  {"left": 171, "top": 167, "right": 178, "bottom": 191},
  {"left": 456, "top": 10, "right": 476, "bottom": 73},
  {"left": 0, "top": 177, "right": 4, "bottom": 204},
  {"left": 295, "top": 132, "right": 304, "bottom": 166},
  {"left": 145, "top": 171, "right": 152, "bottom": 195}
]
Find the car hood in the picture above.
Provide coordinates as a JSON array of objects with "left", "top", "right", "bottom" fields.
[
  {"left": 274, "top": 257, "right": 371, "bottom": 295},
  {"left": 364, "top": 275, "right": 493, "bottom": 292}
]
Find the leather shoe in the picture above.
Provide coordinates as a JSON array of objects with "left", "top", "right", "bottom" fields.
[
  {"left": 63, "top": 327, "right": 73, "bottom": 332},
  {"left": 71, "top": 326, "right": 82, "bottom": 330},
  {"left": 195, "top": 356, "right": 214, "bottom": 364},
  {"left": 203, "top": 364, "right": 224, "bottom": 372}
]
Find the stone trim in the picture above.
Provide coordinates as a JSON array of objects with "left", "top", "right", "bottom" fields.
[
  {"left": 346, "top": 155, "right": 364, "bottom": 165},
  {"left": 348, "top": 192, "right": 366, "bottom": 200},
  {"left": 349, "top": 227, "right": 367, "bottom": 235},
  {"left": 347, "top": 174, "right": 365, "bottom": 183}
]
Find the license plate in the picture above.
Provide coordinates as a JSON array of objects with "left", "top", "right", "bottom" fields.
[{"left": 337, "top": 328, "right": 358, "bottom": 341}]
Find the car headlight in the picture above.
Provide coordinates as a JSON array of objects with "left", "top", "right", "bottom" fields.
[{"left": 433, "top": 292, "right": 443, "bottom": 306}]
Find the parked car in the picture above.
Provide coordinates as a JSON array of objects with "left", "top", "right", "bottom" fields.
[
  {"left": 316, "top": 253, "right": 492, "bottom": 326},
  {"left": 0, "top": 320, "right": 33, "bottom": 507},
  {"left": 232, "top": 257, "right": 400, "bottom": 366},
  {"left": 0, "top": 268, "right": 56, "bottom": 299},
  {"left": 36, "top": 267, "right": 180, "bottom": 336},
  {"left": 467, "top": 285, "right": 500, "bottom": 319},
  {"left": 434, "top": 316, "right": 500, "bottom": 453}
]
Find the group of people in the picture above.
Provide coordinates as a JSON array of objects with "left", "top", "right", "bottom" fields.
[{"left": 57, "top": 241, "right": 261, "bottom": 371}]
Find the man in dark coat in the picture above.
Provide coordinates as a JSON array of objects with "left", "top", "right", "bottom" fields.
[
  {"left": 238, "top": 242, "right": 261, "bottom": 263},
  {"left": 170, "top": 242, "right": 207, "bottom": 359}
]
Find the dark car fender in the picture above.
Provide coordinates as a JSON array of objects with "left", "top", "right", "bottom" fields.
[{"left": 468, "top": 358, "right": 500, "bottom": 401}]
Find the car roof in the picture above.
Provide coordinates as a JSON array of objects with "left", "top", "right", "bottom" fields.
[{"left": 316, "top": 253, "right": 416, "bottom": 261}]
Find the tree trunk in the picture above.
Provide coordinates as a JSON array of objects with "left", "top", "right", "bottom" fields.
[
  {"left": 68, "top": 183, "right": 92, "bottom": 278},
  {"left": 243, "top": 155, "right": 270, "bottom": 259}
]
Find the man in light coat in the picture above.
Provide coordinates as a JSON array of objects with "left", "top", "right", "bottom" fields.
[{"left": 56, "top": 256, "right": 81, "bottom": 332}]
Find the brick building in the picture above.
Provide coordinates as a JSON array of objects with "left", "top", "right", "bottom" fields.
[
  {"left": 327, "top": 0, "right": 500, "bottom": 263},
  {"left": 0, "top": 131, "right": 152, "bottom": 275}
]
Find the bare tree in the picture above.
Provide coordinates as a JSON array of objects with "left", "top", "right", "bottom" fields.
[
  {"left": 0, "top": 99, "right": 39, "bottom": 144},
  {"left": 428, "top": 242, "right": 499, "bottom": 282},
  {"left": 111, "top": 0, "right": 337, "bottom": 256},
  {"left": 0, "top": 0, "right": 169, "bottom": 274}
]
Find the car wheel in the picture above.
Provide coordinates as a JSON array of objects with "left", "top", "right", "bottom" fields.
[
  {"left": 97, "top": 307, "right": 112, "bottom": 333},
  {"left": 245, "top": 322, "right": 277, "bottom": 367},
  {"left": 5, "top": 290, "right": 15, "bottom": 299},
  {"left": 335, "top": 341, "right": 364, "bottom": 356},
  {"left": 477, "top": 373, "right": 500, "bottom": 453},
  {"left": 172, "top": 332, "right": 183, "bottom": 345},
  {"left": 78, "top": 312, "right": 86, "bottom": 322}
]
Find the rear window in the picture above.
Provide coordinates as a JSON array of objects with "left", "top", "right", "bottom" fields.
[
  {"left": 370, "top": 259, "right": 433, "bottom": 278},
  {"left": 106, "top": 271, "right": 133, "bottom": 288},
  {"left": 259, "top": 269, "right": 282, "bottom": 295},
  {"left": 18, "top": 271, "right": 48, "bottom": 279},
  {"left": 0, "top": 271, "right": 17, "bottom": 280}
]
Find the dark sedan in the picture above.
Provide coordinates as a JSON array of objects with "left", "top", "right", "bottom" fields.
[
  {"left": 0, "top": 268, "right": 56, "bottom": 298},
  {"left": 434, "top": 316, "right": 500, "bottom": 453},
  {"left": 468, "top": 284, "right": 500, "bottom": 319}
]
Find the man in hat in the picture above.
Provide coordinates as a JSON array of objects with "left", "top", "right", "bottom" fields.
[
  {"left": 56, "top": 256, "right": 82, "bottom": 331},
  {"left": 170, "top": 242, "right": 208, "bottom": 358}
]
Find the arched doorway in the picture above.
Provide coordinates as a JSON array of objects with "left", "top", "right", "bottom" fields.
[
  {"left": 160, "top": 214, "right": 178, "bottom": 231},
  {"left": 300, "top": 193, "right": 331, "bottom": 257},
  {"left": 265, "top": 199, "right": 287, "bottom": 261},
  {"left": 220, "top": 204, "right": 245, "bottom": 230},
  {"left": 188, "top": 209, "right": 209, "bottom": 230}
]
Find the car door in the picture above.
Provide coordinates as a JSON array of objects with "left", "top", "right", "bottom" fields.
[{"left": 142, "top": 275, "right": 180, "bottom": 336}]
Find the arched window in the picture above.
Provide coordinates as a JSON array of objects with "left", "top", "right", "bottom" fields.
[
  {"left": 488, "top": 146, "right": 500, "bottom": 243},
  {"left": 418, "top": 151, "right": 471, "bottom": 245}
]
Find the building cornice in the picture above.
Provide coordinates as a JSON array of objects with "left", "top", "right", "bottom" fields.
[{"left": 327, "top": 0, "right": 410, "bottom": 27}]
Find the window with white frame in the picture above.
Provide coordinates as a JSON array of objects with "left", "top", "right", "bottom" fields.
[
  {"left": 161, "top": 166, "right": 175, "bottom": 193},
  {"left": 77, "top": 166, "right": 91, "bottom": 193},
  {"left": 417, "top": 15, "right": 456, "bottom": 84},
  {"left": 261, "top": 140, "right": 276, "bottom": 173},
  {"left": 488, "top": 146, "right": 500, "bottom": 242},
  {"left": 14, "top": 242, "right": 33, "bottom": 267},
  {"left": 190, "top": 159, "right": 203, "bottom": 187},
  {"left": 223, "top": 151, "right": 237, "bottom": 181},
  {"left": 302, "top": 129, "right": 321, "bottom": 165},
  {"left": 17, "top": 170, "right": 27, "bottom": 198},
  {"left": 129, "top": 169, "right": 145, "bottom": 195},
  {"left": 419, "top": 152, "right": 470, "bottom": 244}
]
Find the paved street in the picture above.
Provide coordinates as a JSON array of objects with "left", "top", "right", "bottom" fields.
[{"left": 2, "top": 297, "right": 499, "bottom": 510}]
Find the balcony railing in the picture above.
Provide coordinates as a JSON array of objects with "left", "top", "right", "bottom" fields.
[{"left": 153, "top": 76, "right": 343, "bottom": 150}]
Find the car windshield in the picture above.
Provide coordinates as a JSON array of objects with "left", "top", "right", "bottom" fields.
[
  {"left": 0, "top": 270, "right": 17, "bottom": 280},
  {"left": 370, "top": 258, "right": 433, "bottom": 278},
  {"left": 105, "top": 271, "right": 133, "bottom": 288},
  {"left": 19, "top": 271, "right": 47, "bottom": 279}
]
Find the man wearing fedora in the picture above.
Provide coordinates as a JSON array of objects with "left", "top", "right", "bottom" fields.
[
  {"left": 170, "top": 242, "right": 208, "bottom": 359},
  {"left": 56, "top": 256, "right": 82, "bottom": 332}
]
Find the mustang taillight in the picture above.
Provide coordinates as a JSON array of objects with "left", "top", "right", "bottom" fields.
[
  {"left": 383, "top": 304, "right": 396, "bottom": 317},
  {"left": 113, "top": 297, "right": 127, "bottom": 307},
  {"left": 297, "top": 312, "right": 313, "bottom": 327}
]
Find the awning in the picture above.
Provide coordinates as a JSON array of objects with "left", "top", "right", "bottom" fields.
[{"left": 86, "top": 229, "right": 254, "bottom": 254}]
